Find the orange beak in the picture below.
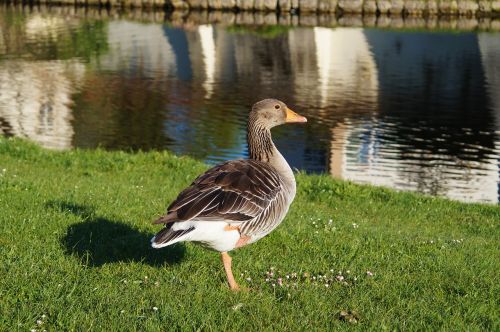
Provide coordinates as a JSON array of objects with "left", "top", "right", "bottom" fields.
[{"left": 285, "top": 108, "right": 307, "bottom": 123}]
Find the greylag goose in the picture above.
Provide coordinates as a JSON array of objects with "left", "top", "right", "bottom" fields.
[{"left": 151, "top": 99, "right": 307, "bottom": 290}]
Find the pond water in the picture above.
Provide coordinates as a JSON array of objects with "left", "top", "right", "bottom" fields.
[{"left": 1, "top": 6, "right": 499, "bottom": 204}]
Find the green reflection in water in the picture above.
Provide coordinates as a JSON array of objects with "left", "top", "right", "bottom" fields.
[
  {"left": 0, "top": 7, "right": 108, "bottom": 61},
  {"left": 226, "top": 25, "right": 292, "bottom": 39}
]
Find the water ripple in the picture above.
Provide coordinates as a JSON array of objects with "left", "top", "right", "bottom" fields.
[{"left": 0, "top": 7, "right": 499, "bottom": 203}]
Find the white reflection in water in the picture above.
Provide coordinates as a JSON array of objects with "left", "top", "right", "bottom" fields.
[
  {"left": 0, "top": 26, "right": 5, "bottom": 54},
  {"left": 313, "top": 27, "right": 378, "bottom": 108},
  {"left": 337, "top": 119, "right": 499, "bottom": 203},
  {"left": 0, "top": 60, "right": 84, "bottom": 150},
  {"left": 198, "top": 25, "right": 216, "bottom": 99},
  {"left": 0, "top": 14, "right": 84, "bottom": 150},
  {"left": 308, "top": 27, "right": 500, "bottom": 203},
  {"left": 98, "top": 21, "right": 177, "bottom": 77},
  {"left": 25, "top": 14, "right": 67, "bottom": 39},
  {"left": 478, "top": 33, "right": 500, "bottom": 131}
]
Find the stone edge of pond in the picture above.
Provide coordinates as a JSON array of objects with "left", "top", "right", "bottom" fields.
[
  {"left": 1, "top": 0, "right": 500, "bottom": 16},
  {"left": 2, "top": 2, "right": 499, "bottom": 31}
]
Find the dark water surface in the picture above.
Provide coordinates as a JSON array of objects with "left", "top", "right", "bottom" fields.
[{"left": 1, "top": 7, "right": 499, "bottom": 203}]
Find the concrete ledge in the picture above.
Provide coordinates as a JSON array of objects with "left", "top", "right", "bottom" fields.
[
  {"left": 1, "top": 3, "right": 499, "bottom": 30},
  {"left": 1, "top": 0, "right": 498, "bottom": 14}
]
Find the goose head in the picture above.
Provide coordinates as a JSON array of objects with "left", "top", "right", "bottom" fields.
[{"left": 250, "top": 98, "right": 307, "bottom": 129}]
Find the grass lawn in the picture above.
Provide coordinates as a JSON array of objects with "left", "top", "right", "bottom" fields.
[{"left": 0, "top": 138, "right": 498, "bottom": 331}]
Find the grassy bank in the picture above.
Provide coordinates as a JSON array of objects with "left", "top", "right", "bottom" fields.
[{"left": 0, "top": 138, "right": 498, "bottom": 330}]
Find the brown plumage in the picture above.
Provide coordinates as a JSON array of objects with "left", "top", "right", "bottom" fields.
[
  {"left": 154, "top": 160, "right": 281, "bottom": 228},
  {"left": 151, "top": 98, "right": 307, "bottom": 291}
]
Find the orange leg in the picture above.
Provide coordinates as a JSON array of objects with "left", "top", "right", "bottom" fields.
[
  {"left": 235, "top": 235, "right": 251, "bottom": 248},
  {"left": 221, "top": 252, "right": 240, "bottom": 291},
  {"left": 224, "top": 225, "right": 251, "bottom": 248}
]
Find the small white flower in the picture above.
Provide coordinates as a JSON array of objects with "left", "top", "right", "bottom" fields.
[
  {"left": 120, "top": 310, "right": 125, "bottom": 314},
  {"left": 152, "top": 307, "right": 158, "bottom": 311},
  {"left": 336, "top": 275, "right": 344, "bottom": 281},
  {"left": 41, "top": 315, "right": 46, "bottom": 319},
  {"left": 36, "top": 320, "right": 43, "bottom": 325},
  {"left": 232, "top": 303, "right": 244, "bottom": 311},
  {"left": 246, "top": 277, "right": 252, "bottom": 282},
  {"left": 30, "top": 329, "right": 36, "bottom": 332},
  {"left": 366, "top": 271, "right": 374, "bottom": 277}
]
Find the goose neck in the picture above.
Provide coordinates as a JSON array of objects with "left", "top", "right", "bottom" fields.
[{"left": 247, "top": 117, "right": 296, "bottom": 190}]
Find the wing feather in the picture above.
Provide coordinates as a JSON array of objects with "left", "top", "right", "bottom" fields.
[{"left": 154, "top": 160, "right": 283, "bottom": 224}]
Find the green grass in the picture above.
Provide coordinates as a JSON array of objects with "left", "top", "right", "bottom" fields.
[{"left": 0, "top": 137, "right": 498, "bottom": 331}]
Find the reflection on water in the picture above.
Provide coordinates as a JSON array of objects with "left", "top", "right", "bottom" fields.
[
  {"left": 1, "top": 7, "right": 499, "bottom": 204},
  {"left": 0, "top": 60, "right": 83, "bottom": 149}
]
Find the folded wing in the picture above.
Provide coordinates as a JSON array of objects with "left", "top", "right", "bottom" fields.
[{"left": 154, "top": 160, "right": 282, "bottom": 225}]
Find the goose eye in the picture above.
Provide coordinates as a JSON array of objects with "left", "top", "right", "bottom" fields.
[{"left": 274, "top": 105, "right": 280, "bottom": 110}]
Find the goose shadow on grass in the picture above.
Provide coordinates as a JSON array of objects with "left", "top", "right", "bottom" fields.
[{"left": 47, "top": 201, "right": 185, "bottom": 267}]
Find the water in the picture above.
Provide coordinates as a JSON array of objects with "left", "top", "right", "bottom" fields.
[{"left": 1, "top": 6, "right": 499, "bottom": 204}]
